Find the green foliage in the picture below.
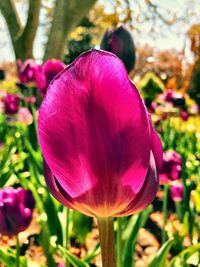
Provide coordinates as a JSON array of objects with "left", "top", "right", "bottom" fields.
[
  {"left": 0, "top": 248, "right": 28, "bottom": 267},
  {"left": 64, "top": 17, "right": 94, "bottom": 64},
  {"left": 189, "top": 56, "right": 200, "bottom": 105},
  {"left": 58, "top": 245, "right": 89, "bottom": 267},
  {"left": 138, "top": 72, "right": 164, "bottom": 101},
  {"left": 148, "top": 239, "right": 174, "bottom": 267},
  {"left": 122, "top": 206, "right": 152, "bottom": 267},
  {"left": 71, "top": 212, "right": 93, "bottom": 244}
]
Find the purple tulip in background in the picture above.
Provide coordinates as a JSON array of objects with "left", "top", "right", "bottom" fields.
[
  {"left": 4, "top": 94, "right": 20, "bottom": 115},
  {"left": 35, "top": 59, "right": 65, "bottom": 96},
  {"left": 164, "top": 89, "right": 185, "bottom": 108},
  {"left": 17, "top": 59, "right": 39, "bottom": 84},
  {"left": 100, "top": 26, "right": 136, "bottom": 73},
  {"left": 159, "top": 151, "right": 182, "bottom": 184},
  {"left": 180, "top": 110, "right": 189, "bottom": 121},
  {"left": 0, "top": 187, "right": 35, "bottom": 236},
  {"left": 165, "top": 89, "right": 174, "bottom": 102},
  {"left": 38, "top": 49, "right": 162, "bottom": 218},
  {"left": 170, "top": 183, "right": 184, "bottom": 202}
]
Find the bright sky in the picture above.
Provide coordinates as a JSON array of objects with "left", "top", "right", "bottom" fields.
[{"left": 0, "top": 0, "right": 199, "bottom": 62}]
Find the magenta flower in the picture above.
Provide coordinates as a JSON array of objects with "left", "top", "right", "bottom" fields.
[
  {"left": 4, "top": 94, "right": 20, "bottom": 115},
  {"left": 159, "top": 151, "right": 182, "bottom": 184},
  {"left": 180, "top": 111, "right": 188, "bottom": 121},
  {"left": 165, "top": 89, "right": 174, "bottom": 102},
  {"left": 0, "top": 187, "right": 35, "bottom": 236},
  {"left": 170, "top": 183, "right": 184, "bottom": 202},
  {"left": 18, "top": 59, "right": 39, "bottom": 84},
  {"left": 38, "top": 49, "right": 162, "bottom": 218},
  {"left": 100, "top": 26, "right": 136, "bottom": 73},
  {"left": 35, "top": 59, "right": 65, "bottom": 96}
]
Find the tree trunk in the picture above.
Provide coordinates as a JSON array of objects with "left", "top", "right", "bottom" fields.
[
  {"left": 0, "top": 0, "right": 41, "bottom": 61},
  {"left": 43, "top": 0, "right": 97, "bottom": 61}
]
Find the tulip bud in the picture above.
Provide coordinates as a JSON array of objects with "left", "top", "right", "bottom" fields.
[
  {"left": 0, "top": 187, "right": 35, "bottom": 236},
  {"left": 4, "top": 94, "right": 20, "bottom": 115},
  {"left": 100, "top": 26, "right": 136, "bottom": 73},
  {"left": 170, "top": 183, "right": 184, "bottom": 202}
]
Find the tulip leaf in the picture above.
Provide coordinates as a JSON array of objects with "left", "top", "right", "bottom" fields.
[
  {"left": 40, "top": 224, "right": 57, "bottom": 267},
  {"left": 83, "top": 243, "right": 100, "bottom": 263},
  {"left": 0, "top": 248, "right": 27, "bottom": 267},
  {"left": 148, "top": 239, "right": 174, "bottom": 267},
  {"left": 58, "top": 245, "right": 89, "bottom": 267},
  {"left": 169, "top": 242, "right": 200, "bottom": 267},
  {"left": 71, "top": 212, "right": 93, "bottom": 244},
  {"left": 123, "top": 206, "right": 152, "bottom": 267},
  {"left": 43, "top": 190, "right": 63, "bottom": 245}
]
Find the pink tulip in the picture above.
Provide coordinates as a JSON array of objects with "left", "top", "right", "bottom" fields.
[
  {"left": 18, "top": 107, "right": 33, "bottom": 125},
  {"left": 38, "top": 49, "right": 162, "bottom": 218},
  {"left": 35, "top": 59, "right": 65, "bottom": 96},
  {"left": 159, "top": 151, "right": 182, "bottom": 184},
  {"left": 25, "top": 96, "right": 36, "bottom": 104},
  {"left": 150, "top": 101, "right": 157, "bottom": 113},
  {"left": 170, "top": 183, "right": 184, "bottom": 202}
]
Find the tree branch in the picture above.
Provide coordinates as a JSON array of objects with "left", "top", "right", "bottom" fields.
[
  {"left": 19, "top": 0, "right": 41, "bottom": 58},
  {"left": 0, "top": 0, "right": 22, "bottom": 42},
  {"left": 21, "top": 0, "right": 41, "bottom": 45}
]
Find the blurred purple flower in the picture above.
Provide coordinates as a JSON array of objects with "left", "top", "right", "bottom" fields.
[
  {"left": 180, "top": 111, "right": 189, "bottom": 121},
  {"left": 35, "top": 59, "right": 65, "bottom": 96},
  {"left": 165, "top": 89, "right": 174, "bottom": 102},
  {"left": 18, "top": 59, "right": 39, "bottom": 84},
  {"left": 38, "top": 49, "right": 162, "bottom": 218},
  {"left": 159, "top": 151, "right": 182, "bottom": 184},
  {"left": 170, "top": 183, "right": 184, "bottom": 202},
  {"left": 0, "top": 187, "right": 35, "bottom": 236},
  {"left": 4, "top": 94, "right": 20, "bottom": 115}
]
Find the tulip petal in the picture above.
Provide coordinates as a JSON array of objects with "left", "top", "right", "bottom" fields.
[
  {"left": 39, "top": 49, "right": 151, "bottom": 216},
  {"left": 148, "top": 115, "right": 163, "bottom": 172},
  {"left": 43, "top": 160, "right": 75, "bottom": 210},
  {"left": 117, "top": 152, "right": 158, "bottom": 216}
]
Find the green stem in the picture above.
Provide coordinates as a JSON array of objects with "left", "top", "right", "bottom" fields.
[
  {"left": 97, "top": 217, "right": 116, "bottom": 267},
  {"left": 162, "top": 185, "right": 169, "bottom": 244},
  {"left": 175, "top": 201, "right": 182, "bottom": 222},
  {"left": 64, "top": 208, "right": 70, "bottom": 267},
  {"left": 16, "top": 234, "right": 20, "bottom": 267},
  {"left": 117, "top": 218, "right": 122, "bottom": 267}
]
